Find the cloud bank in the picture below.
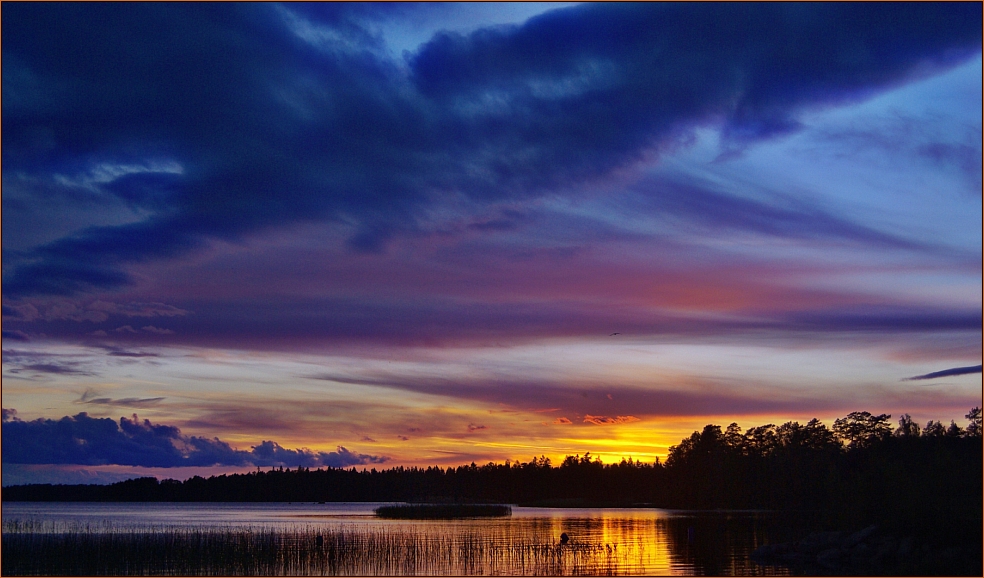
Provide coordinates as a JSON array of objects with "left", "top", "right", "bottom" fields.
[
  {"left": 3, "top": 3, "right": 980, "bottom": 297},
  {"left": 1, "top": 411, "right": 387, "bottom": 468}
]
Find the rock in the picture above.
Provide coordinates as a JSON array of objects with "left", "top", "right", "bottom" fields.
[
  {"left": 844, "top": 524, "right": 877, "bottom": 547},
  {"left": 874, "top": 539, "right": 894, "bottom": 559},
  {"left": 897, "top": 536, "right": 914, "bottom": 557},
  {"left": 816, "top": 547, "right": 843, "bottom": 569},
  {"left": 746, "top": 524, "right": 977, "bottom": 577},
  {"left": 802, "top": 531, "right": 844, "bottom": 550},
  {"left": 849, "top": 542, "right": 870, "bottom": 566}
]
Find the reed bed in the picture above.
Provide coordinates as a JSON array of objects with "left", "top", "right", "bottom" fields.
[
  {"left": 374, "top": 504, "right": 512, "bottom": 519},
  {"left": 1, "top": 523, "right": 629, "bottom": 576}
]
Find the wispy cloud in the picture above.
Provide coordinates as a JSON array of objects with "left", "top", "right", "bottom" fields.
[
  {"left": 2, "top": 349, "right": 99, "bottom": 377},
  {"left": 903, "top": 364, "right": 983, "bottom": 381},
  {"left": 13, "top": 363, "right": 95, "bottom": 376},
  {"left": 583, "top": 415, "right": 640, "bottom": 426},
  {"left": 303, "top": 370, "right": 954, "bottom": 419},
  {"left": 2, "top": 299, "right": 188, "bottom": 323},
  {"left": 100, "top": 346, "right": 160, "bottom": 358},
  {"left": 78, "top": 389, "right": 165, "bottom": 409}
]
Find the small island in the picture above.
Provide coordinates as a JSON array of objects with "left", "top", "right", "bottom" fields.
[{"left": 375, "top": 504, "right": 512, "bottom": 519}]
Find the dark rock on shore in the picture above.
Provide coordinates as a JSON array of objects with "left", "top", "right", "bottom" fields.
[{"left": 751, "top": 525, "right": 982, "bottom": 576}]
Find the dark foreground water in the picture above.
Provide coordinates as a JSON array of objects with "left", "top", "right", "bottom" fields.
[{"left": 1, "top": 502, "right": 807, "bottom": 575}]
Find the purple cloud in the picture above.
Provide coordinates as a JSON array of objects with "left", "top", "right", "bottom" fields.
[{"left": 310, "top": 373, "right": 829, "bottom": 418}]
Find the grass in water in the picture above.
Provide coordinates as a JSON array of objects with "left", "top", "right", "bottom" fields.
[
  {"left": 374, "top": 504, "right": 512, "bottom": 519},
  {"left": 1, "top": 522, "right": 622, "bottom": 576}
]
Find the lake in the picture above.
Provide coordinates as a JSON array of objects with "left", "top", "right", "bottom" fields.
[{"left": 1, "top": 502, "right": 803, "bottom": 575}]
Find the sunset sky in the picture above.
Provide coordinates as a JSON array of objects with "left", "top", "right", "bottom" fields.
[{"left": 2, "top": 2, "right": 982, "bottom": 486}]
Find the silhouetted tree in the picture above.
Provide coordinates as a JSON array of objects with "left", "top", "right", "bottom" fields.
[
  {"left": 745, "top": 424, "right": 779, "bottom": 456},
  {"left": 801, "top": 418, "right": 838, "bottom": 450},
  {"left": 774, "top": 420, "right": 837, "bottom": 451},
  {"left": 966, "top": 407, "right": 982, "bottom": 437},
  {"left": 724, "top": 422, "right": 745, "bottom": 453},
  {"left": 923, "top": 420, "right": 946, "bottom": 437},
  {"left": 946, "top": 420, "right": 964, "bottom": 437},
  {"left": 895, "top": 413, "right": 920, "bottom": 438},
  {"left": 833, "top": 411, "right": 892, "bottom": 449}
]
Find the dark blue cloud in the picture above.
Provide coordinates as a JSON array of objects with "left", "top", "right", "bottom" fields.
[
  {"left": 250, "top": 440, "right": 386, "bottom": 469},
  {"left": 3, "top": 259, "right": 132, "bottom": 296},
  {"left": 2, "top": 3, "right": 980, "bottom": 297},
  {"left": 0, "top": 411, "right": 387, "bottom": 468},
  {"left": 628, "top": 175, "right": 931, "bottom": 250},
  {"left": 2, "top": 349, "right": 99, "bottom": 377},
  {"left": 1, "top": 330, "right": 31, "bottom": 342},
  {"left": 101, "top": 347, "right": 161, "bottom": 358},
  {"left": 12, "top": 363, "right": 95, "bottom": 376},
  {"left": 411, "top": 3, "right": 981, "bottom": 153},
  {"left": 904, "top": 365, "right": 983, "bottom": 381}
]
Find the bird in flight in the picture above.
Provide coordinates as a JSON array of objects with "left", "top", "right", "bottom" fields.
[{"left": 609, "top": 332, "right": 621, "bottom": 336}]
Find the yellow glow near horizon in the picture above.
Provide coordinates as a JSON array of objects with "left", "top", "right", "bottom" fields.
[{"left": 4, "top": 340, "right": 980, "bottom": 478}]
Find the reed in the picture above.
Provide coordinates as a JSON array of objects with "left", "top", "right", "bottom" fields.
[
  {"left": 374, "top": 504, "right": 512, "bottom": 519},
  {"left": 1, "top": 522, "right": 624, "bottom": 576}
]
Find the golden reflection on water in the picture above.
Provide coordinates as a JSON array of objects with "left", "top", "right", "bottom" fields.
[
  {"left": 2, "top": 503, "right": 791, "bottom": 576},
  {"left": 584, "top": 515, "right": 679, "bottom": 575}
]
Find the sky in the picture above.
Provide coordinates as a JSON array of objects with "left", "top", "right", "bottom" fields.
[{"left": 2, "top": 2, "right": 982, "bottom": 486}]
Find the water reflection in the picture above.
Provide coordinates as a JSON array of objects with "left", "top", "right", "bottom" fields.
[{"left": 2, "top": 503, "right": 795, "bottom": 576}]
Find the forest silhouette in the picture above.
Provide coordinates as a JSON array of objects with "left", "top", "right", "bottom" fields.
[{"left": 7, "top": 408, "right": 981, "bottom": 537}]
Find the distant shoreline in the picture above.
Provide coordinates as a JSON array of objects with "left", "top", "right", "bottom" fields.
[{"left": 4, "top": 423, "right": 979, "bottom": 543}]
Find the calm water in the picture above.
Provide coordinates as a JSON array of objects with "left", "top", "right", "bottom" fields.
[{"left": 2, "top": 502, "right": 801, "bottom": 575}]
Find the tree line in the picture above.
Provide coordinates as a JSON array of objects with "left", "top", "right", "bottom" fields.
[{"left": 5, "top": 408, "right": 981, "bottom": 532}]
